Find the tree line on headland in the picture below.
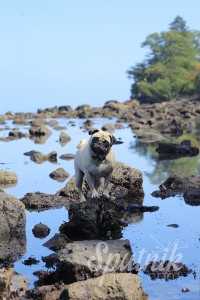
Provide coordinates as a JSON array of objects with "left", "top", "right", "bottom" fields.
[{"left": 127, "top": 16, "right": 200, "bottom": 102}]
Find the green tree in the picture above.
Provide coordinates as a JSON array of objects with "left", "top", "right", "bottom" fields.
[{"left": 128, "top": 16, "right": 200, "bottom": 102}]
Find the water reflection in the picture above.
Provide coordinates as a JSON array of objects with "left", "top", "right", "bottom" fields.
[{"left": 131, "top": 129, "right": 200, "bottom": 185}]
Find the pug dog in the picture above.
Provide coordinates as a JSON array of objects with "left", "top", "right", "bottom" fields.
[{"left": 74, "top": 129, "right": 116, "bottom": 202}]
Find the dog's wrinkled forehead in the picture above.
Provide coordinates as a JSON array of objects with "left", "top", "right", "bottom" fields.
[
  {"left": 91, "top": 130, "right": 111, "bottom": 142},
  {"left": 89, "top": 129, "right": 117, "bottom": 146}
]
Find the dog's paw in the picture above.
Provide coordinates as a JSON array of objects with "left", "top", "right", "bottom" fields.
[
  {"left": 91, "top": 191, "right": 99, "bottom": 198},
  {"left": 103, "top": 191, "right": 110, "bottom": 198},
  {"left": 80, "top": 196, "right": 86, "bottom": 203}
]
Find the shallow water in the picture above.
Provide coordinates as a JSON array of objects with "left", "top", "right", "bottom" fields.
[{"left": 0, "top": 118, "right": 200, "bottom": 299}]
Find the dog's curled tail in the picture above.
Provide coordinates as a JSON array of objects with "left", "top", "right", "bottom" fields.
[{"left": 76, "top": 139, "right": 87, "bottom": 149}]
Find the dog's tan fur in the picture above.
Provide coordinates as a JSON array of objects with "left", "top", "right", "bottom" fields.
[{"left": 74, "top": 130, "right": 115, "bottom": 202}]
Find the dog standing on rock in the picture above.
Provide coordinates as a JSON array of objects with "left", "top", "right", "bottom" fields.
[{"left": 74, "top": 129, "right": 116, "bottom": 202}]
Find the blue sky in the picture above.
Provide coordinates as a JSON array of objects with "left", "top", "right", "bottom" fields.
[{"left": 0, "top": 0, "right": 200, "bottom": 113}]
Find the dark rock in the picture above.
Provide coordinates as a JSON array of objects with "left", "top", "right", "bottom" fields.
[
  {"left": 151, "top": 189, "right": 178, "bottom": 200},
  {"left": 58, "top": 105, "right": 72, "bottom": 112},
  {"left": 23, "top": 257, "right": 40, "bottom": 266},
  {"left": 152, "top": 174, "right": 200, "bottom": 199},
  {"left": 167, "top": 224, "right": 179, "bottom": 228},
  {"left": 183, "top": 188, "right": 200, "bottom": 206},
  {"left": 43, "top": 234, "right": 71, "bottom": 252},
  {"left": 49, "top": 168, "right": 70, "bottom": 182},
  {"left": 59, "top": 196, "right": 126, "bottom": 240},
  {"left": 156, "top": 141, "right": 199, "bottom": 160},
  {"left": 32, "top": 223, "right": 50, "bottom": 238},
  {"left": 143, "top": 260, "right": 192, "bottom": 280},
  {"left": 159, "top": 174, "right": 200, "bottom": 191},
  {"left": 128, "top": 204, "right": 159, "bottom": 213}
]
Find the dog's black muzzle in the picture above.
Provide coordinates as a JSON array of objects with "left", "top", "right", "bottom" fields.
[{"left": 90, "top": 137, "right": 110, "bottom": 159}]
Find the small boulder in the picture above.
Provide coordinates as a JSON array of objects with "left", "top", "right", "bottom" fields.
[
  {"left": 49, "top": 168, "right": 70, "bottom": 182},
  {"left": 24, "top": 150, "right": 57, "bottom": 164},
  {"left": 0, "top": 170, "right": 17, "bottom": 188},
  {"left": 32, "top": 223, "right": 50, "bottom": 239},
  {"left": 183, "top": 188, "right": 200, "bottom": 206},
  {"left": 59, "top": 132, "right": 71, "bottom": 146}
]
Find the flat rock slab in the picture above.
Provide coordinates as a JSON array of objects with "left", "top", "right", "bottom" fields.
[
  {"left": 43, "top": 239, "right": 133, "bottom": 284},
  {"left": 36, "top": 273, "right": 147, "bottom": 300},
  {"left": 20, "top": 192, "right": 73, "bottom": 211}
]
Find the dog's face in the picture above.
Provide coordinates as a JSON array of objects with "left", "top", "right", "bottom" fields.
[{"left": 89, "top": 129, "right": 116, "bottom": 159}]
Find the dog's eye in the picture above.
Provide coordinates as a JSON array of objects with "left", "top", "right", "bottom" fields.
[
  {"left": 103, "top": 140, "right": 109, "bottom": 147},
  {"left": 92, "top": 137, "right": 99, "bottom": 142}
]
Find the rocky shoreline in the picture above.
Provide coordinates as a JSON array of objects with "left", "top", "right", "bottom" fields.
[
  {"left": 0, "top": 97, "right": 200, "bottom": 299},
  {"left": 1, "top": 96, "right": 200, "bottom": 134}
]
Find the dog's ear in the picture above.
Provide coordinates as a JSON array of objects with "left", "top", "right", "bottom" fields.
[
  {"left": 89, "top": 129, "right": 99, "bottom": 135},
  {"left": 110, "top": 135, "right": 117, "bottom": 145}
]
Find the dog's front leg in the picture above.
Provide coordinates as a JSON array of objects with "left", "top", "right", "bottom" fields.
[
  {"left": 85, "top": 173, "right": 99, "bottom": 198},
  {"left": 103, "top": 172, "right": 112, "bottom": 197}
]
